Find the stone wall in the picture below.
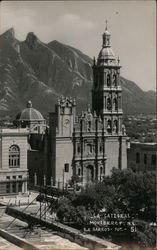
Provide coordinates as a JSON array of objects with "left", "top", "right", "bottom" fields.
[
  {"left": 0, "top": 228, "right": 38, "bottom": 250},
  {"left": 6, "top": 206, "right": 121, "bottom": 250}
]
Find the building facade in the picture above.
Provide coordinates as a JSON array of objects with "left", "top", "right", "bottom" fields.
[
  {"left": 48, "top": 97, "right": 76, "bottom": 186},
  {"left": 48, "top": 25, "right": 127, "bottom": 187},
  {"left": 0, "top": 128, "right": 28, "bottom": 195},
  {"left": 127, "top": 142, "right": 157, "bottom": 172}
]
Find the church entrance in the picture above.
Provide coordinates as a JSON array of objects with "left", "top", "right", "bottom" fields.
[{"left": 86, "top": 165, "right": 94, "bottom": 182}]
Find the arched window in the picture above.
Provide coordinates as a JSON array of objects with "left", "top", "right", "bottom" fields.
[
  {"left": 107, "top": 74, "right": 110, "bottom": 87},
  {"left": 9, "top": 145, "right": 20, "bottom": 168}
]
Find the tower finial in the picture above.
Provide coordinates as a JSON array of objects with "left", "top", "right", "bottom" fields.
[{"left": 105, "top": 20, "right": 108, "bottom": 31}]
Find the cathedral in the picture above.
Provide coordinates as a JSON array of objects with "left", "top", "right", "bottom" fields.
[
  {"left": 47, "top": 25, "right": 127, "bottom": 187},
  {"left": 13, "top": 25, "right": 127, "bottom": 189}
]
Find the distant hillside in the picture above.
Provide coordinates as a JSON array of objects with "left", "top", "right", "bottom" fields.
[{"left": 0, "top": 28, "right": 155, "bottom": 117}]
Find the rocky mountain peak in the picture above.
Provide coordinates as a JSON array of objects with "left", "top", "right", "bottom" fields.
[
  {"left": 0, "top": 28, "right": 155, "bottom": 116},
  {"left": 1, "top": 27, "right": 15, "bottom": 40},
  {"left": 25, "top": 32, "right": 40, "bottom": 50}
]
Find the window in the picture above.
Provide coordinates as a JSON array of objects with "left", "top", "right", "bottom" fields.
[
  {"left": 100, "top": 167, "right": 103, "bottom": 175},
  {"left": 144, "top": 154, "right": 147, "bottom": 164},
  {"left": 77, "top": 146, "right": 81, "bottom": 154},
  {"left": 12, "top": 183, "right": 16, "bottom": 193},
  {"left": 6, "top": 183, "right": 10, "bottom": 193},
  {"left": 13, "top": 176, "right": 16, "bottom": 179},
  {"left": 151, "top": 155, "right": 156, "bottom": 166},
  {"left": 100, "top": 145, "right": 102, "bottom": 152},
  {"left": 87, "top": 121, "right": 91, "bottom": 131},
  {"left": 113, "top": 98, "right": 118, "bottom": 110},
  {"left": 35, "top": 140, "right": 39, "bottom": 149},
  {"left": 107, "top": 74, "right": 110, "bottom": 87},
  {"left": 6, "top": 176, "right": 10, "bottom": 180},
  {"left": 78, "top": 168, "right": 81, "bottom": 176},
  {"left": 136, "top": 152, "right": 140, "bottom": 163},
  {"left": 18, "top": 182, "right": 22, "bottom": 192},
  {"left": 9, "top": 145, "right": 20, "bottom": 168},
  {"left": 18, "top": 175, "right": 22, "bottom": 179},
  {"left": 64, "top": 163, "right": 69, "bottom": 172}
]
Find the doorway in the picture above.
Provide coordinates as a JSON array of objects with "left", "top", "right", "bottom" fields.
[{"left": 86, "top": 165, "right": 94, "bottom": 182}]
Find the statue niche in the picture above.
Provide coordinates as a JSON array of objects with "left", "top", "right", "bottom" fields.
[
  {"left": 113, "top": 120, "right": 118, "bottom": 133},
  {"left": 107, "top": 120, "right": 112, "bottom": 134},
  {"left": 113, "top": 98, "right": 118, "bottom": 110},
  {"left": 107, "top": 97, "right": 112, "bottom": 110}
]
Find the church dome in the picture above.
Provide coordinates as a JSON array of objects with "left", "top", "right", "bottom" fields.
[
  {"left": 16, "top": 101, "right": 44, "bottom": 121},
  {"left": 98, "top": 47, "right": 115, "bottom": 60}
]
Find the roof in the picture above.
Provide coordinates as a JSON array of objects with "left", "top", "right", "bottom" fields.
[
  {"left": 16, "top": 101, "right": 44, "bottom": 122},
  {"left": 98, "top": 47, "right": 115, "bottom": 60}
]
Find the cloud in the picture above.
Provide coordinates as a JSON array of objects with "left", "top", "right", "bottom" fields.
[{"left": 58, "top": 13, "right": 95, "bottom": 31}]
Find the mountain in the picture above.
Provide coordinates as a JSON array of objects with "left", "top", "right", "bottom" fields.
[{"left": 0, "top": 28, "right": 156, "bottom": 118}]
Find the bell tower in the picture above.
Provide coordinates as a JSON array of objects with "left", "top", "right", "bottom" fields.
[{"left": 92, "top": 22, "right": 124, "bottom": 135}]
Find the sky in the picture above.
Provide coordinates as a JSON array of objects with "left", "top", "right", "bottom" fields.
[{"left": 0, "top": 1, "right": 156, "bottom": 91}]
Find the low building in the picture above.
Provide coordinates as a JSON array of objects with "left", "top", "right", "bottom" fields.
[
  {"left": 127, "top": 142, "right": 157, "bottom": 172},
  {"left": 0, "top": 128, "right": 29, "bottom": 195}
]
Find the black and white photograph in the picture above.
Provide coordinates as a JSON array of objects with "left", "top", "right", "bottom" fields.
[{"left": 0, "top": 1, "right": 156, "bottom": 249}]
